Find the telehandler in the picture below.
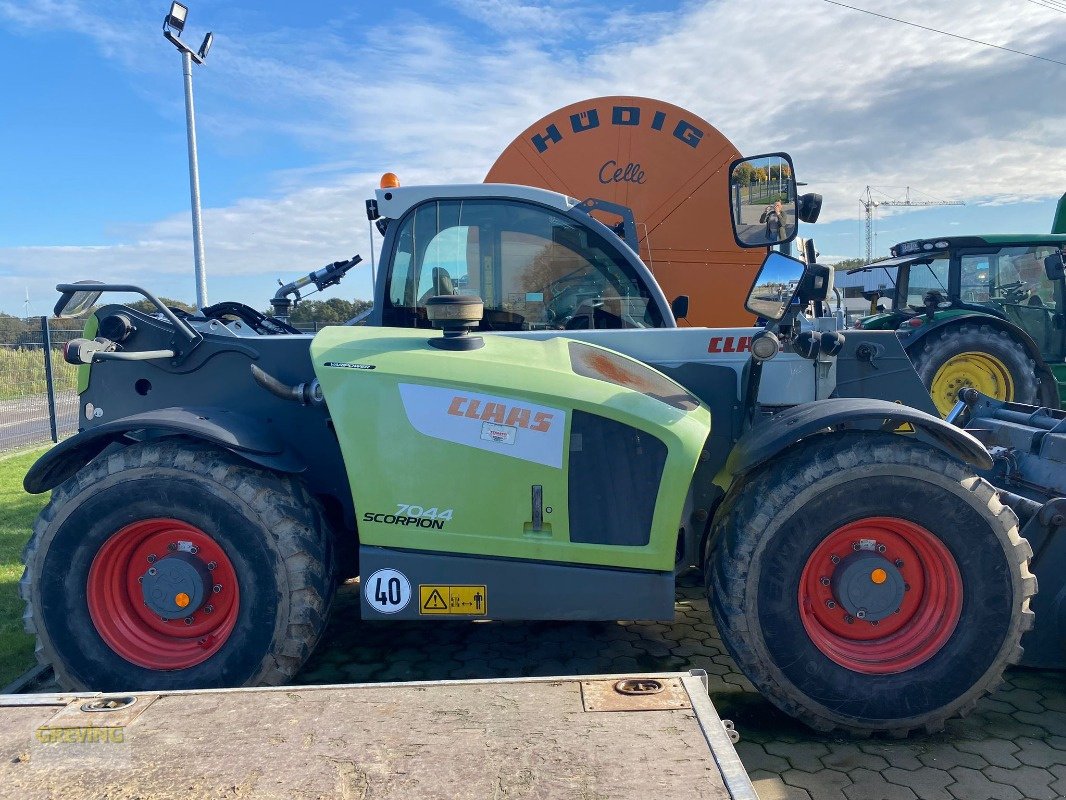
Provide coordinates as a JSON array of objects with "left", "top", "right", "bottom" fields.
[{"left": 22, "top": 154, "right": 1035, "bottom": 737}]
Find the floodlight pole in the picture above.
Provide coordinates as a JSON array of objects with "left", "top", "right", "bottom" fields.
[{"left": 181, "top": 49, "right": 208, "bottom": 309}]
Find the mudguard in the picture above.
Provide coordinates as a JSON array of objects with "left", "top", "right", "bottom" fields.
[
  {"left": 727, "top": 398, "right": 993, "bottom": 478},
  {"left": 23, "top": 407, "right": 304, "bottom": 494}
]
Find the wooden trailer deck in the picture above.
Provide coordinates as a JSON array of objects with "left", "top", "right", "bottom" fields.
[{"left": 0, "top": 669, "right": 756, "bottom": 799}]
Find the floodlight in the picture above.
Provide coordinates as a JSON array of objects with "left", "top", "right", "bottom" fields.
[
  {"left": 198, "top": 32, "right": 213, "bottom": 60},
  {"left": 166, "top": 2, "right": 188, "bottom": 36}
]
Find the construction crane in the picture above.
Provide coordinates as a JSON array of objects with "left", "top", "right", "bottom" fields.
[{"left": 861, "top": 186, "right": 964, "bottom": 263}]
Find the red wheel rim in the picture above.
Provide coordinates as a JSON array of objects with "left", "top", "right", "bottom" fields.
[
  {"left": 798, "top": 517, "right": 962, "bottom": 675},
  {"left": 87, "top": 518, "right": 239, "bottom": 670}
]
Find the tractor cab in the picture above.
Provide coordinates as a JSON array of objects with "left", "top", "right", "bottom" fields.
[
  {"left": 366, "top": 183, "right": 674, "bottom": 332},
  {"left": 856, "top": 236, "right": 1066, "bottom": 339}
]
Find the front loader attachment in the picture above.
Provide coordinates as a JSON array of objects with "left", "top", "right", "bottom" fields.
[{"left": 956, "top": 391, "right": 1066, "bottom": 667}]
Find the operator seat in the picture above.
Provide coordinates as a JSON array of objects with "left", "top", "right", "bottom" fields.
[{"left": 418, "top": 267, "right": 455, "bottom": 305}]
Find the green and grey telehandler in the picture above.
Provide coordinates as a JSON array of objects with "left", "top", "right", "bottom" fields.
[{"left": 21, "top": 154, "right": 1037, "bottom": 737}]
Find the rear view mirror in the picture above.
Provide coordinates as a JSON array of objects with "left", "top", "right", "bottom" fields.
[
  {"left": 728, "top": 153, "right": 799, "bottom": 248},
  {"left": 745, "top": 251, "right": 807, "bottom": 321},
  {"left": 1045, "top": 252, "right": 1065, "bottom": 281},
  {"left": 54, "top": 280, "right": 104, "bottom": 318}
]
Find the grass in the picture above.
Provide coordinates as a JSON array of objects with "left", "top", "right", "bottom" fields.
[
  {"left": 0, "top": 347, "right": 77, "bottom": 402},
  {"left": 0, "top": 447, "right": 49, "bottom": 686}
]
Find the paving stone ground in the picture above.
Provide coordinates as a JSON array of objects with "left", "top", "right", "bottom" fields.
[{"left": 297, "top": 573, "right": 1066, "bottom": 800}]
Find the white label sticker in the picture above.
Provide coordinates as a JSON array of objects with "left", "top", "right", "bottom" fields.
[
  {"left": 399, "top": 383, "right": 565, "bottom": 468},
  {"left": 481, "top": 421, "right": 517, "bottom": 445},
  {"left": 364, "top": 568, "right": 412, "bottom": 614}
]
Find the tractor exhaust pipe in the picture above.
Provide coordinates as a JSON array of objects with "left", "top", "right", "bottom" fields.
[{"left": 250, "top": 364, "right": 324, "bottom": 406}]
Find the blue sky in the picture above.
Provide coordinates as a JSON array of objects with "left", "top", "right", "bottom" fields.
[{"left": 1, "top": 0, "right": 1064, "bottom": 316}]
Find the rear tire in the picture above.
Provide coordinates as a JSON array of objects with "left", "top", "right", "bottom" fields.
[
  {"left": 910, "top": 323, "right": 1039, "bottom": 416},
  {"left": 708, "top": 433, "right": 1035, "bottom": 736},
  {"left": 21, "top": 441, "right": 334, "bottom": 691}
]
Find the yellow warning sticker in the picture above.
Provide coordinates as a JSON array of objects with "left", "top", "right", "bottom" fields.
[
  {"left": 894, "top": 422, "right": 916, "bottom": 433},
  {"left": 419, "top": 585, "right": 487, "bottom": 616}
]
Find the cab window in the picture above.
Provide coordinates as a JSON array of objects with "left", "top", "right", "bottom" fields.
[
  {"left": 961, "top": 246, "right": 1061, "bottom": 306},
  {"left": 382, "top": 199, "right": 662, "bottom": 330},
  {"left": 903, "top": 257, "right": 949, "bottom": 308}
]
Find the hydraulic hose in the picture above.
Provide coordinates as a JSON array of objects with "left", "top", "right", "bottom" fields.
[{"left": 250, "top": 364, "right": 324, "bottom": 406}]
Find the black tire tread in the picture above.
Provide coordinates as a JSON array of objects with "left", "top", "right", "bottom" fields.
[
  {"left": 20, "top": 440, "right": 335, "bottom": 691},
  {"left": 708, "top": 432, "right": 1035, "bottom": 737}
]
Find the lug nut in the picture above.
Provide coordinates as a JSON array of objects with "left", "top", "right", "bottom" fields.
[
  {"left": 852, "top": 542, "right": 861, "bottom": 551},
  {"left": 207, "top": 561, "right": 217, "bottom": 571},
  {"left": 820, "top": 576, "right": 831, "bottom": 586},
  {"left": 204, "top": 605, "right": 214, "bottom": 614},
  {"left": 190, "top": 546, "right": 199, "bottom": 555},
  {"left": 167, "top": 543, "right": 177, "bottom": 552},
  {"left": 870, "top": 620, "right": 879, "bottom": 626},
  {"left": 894, "top": 559, "right": 904, "bottom": 568},
  {"left": 212, "top": 584, "right": 222, "bottom": 594},
  {"left": 184, "top": 617, "right": 194, "bottom": 625},
  {"left": 830, "top": 555, "right": 840, "bottom": 564},
  {"left": 825, "top": 600, "right": 837, "bottom": 609},
  {"left": 197, "top": 638, "right": 207, "bottom": 645},
  {"left": 856, "top": 609, "right": 867, "bottom": 619},
  {"left": 904, "top": 583, "right": 911, "bottom": 592},
  {"left": 876, "top": 544, "right": 887, "bottom": 553},
  {"left": 147, "top": 554, "right": 157, "bottom": 563},
  {"left": 844, "top": 614, "right": 854, "bottom": 624},
  {"left": 137, "top": 576, "right": 143, "bottom": 583},
  {"left": 147, "top": 567, "right": 157, "bottom": 576}
]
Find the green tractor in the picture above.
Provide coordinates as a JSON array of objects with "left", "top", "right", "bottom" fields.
[
  {"left": 853, "top": 234, "right": 1066, "bottom": 415},
  {"left": 20, "top": 155, "right": 1038, "bottom": 737}
]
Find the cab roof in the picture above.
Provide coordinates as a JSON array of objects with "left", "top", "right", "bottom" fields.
[
  {"left": 374, "top": 183, "right": 581, "bottom": 220},
  {"left": 891, "top": 234, "right": 1066, "bottom": 257}
]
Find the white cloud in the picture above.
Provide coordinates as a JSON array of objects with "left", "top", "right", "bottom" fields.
[{"left": 2, "top": 0, "right": 1064, "bottom": 313}]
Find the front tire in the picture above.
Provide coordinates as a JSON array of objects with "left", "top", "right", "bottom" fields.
[
  {"left": 21, "top": 441, "right": 334, "bottom": 691},
  {"left": 709, "top": 433, "right": 1035, "bottom": 736}
]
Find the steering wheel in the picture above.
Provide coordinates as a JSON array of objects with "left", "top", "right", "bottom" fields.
[{"left": 992, "top": 281, "right": 1028, "bottom": 304}]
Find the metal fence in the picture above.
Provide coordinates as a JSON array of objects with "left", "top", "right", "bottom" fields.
[{"left": 0, "top": 317, "right": 83, "bottom": 453}]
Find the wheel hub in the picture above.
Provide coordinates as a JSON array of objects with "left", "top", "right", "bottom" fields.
[
  {"left": 141, "top": 552, "right": 211, "bottom": 620},
  {"left": 931, "top": 351, "right": 1014, "bottom": 416},
  {"left": 798, "top": 517, "right": 963, "bottom": 674},
  {"left": 87, "top": 518, "right": 239, "bottom": 670},
  {"left": 831, "top": 553, "right": 905, "bottom": 622}
]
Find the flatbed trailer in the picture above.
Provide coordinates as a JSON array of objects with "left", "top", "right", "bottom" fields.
[{"left": 0, "top": 670, "right": 756, "bottom": 799}]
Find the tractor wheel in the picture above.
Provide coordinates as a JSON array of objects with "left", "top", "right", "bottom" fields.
[
  {"left": 910, "top": 323, "right": 1039, "bottom": 416},
  {"left": 20, "top": 440, "right": 334, "bottom": 692},
  {"left": 708, "top": 433, "right": 1035, "bottom": 737}
]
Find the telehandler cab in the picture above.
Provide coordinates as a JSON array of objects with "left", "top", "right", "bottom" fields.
[{"left": 22, "top": 154, "right": 1034, "bottom": 737}]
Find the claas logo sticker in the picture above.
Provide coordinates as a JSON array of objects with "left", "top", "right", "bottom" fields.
[{"left": 447, "top": 396, "right": 553, "bottom": 432}]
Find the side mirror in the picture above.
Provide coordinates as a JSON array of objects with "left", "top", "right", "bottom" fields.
[
  {"left": 745, "top": 251, "right": 807, "bottom": 321},
  {"left": 1045, "top": 252, "right": 1065, "bottom": 281},
  {"left": 671, "top": 295, "right": 689, "bottom": 320},
  {"left": 728, "top": 152, "right": 799, "bottom": 248},
  {"left": 54, "top": 280, "right": 104, "bottom": 318}
]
